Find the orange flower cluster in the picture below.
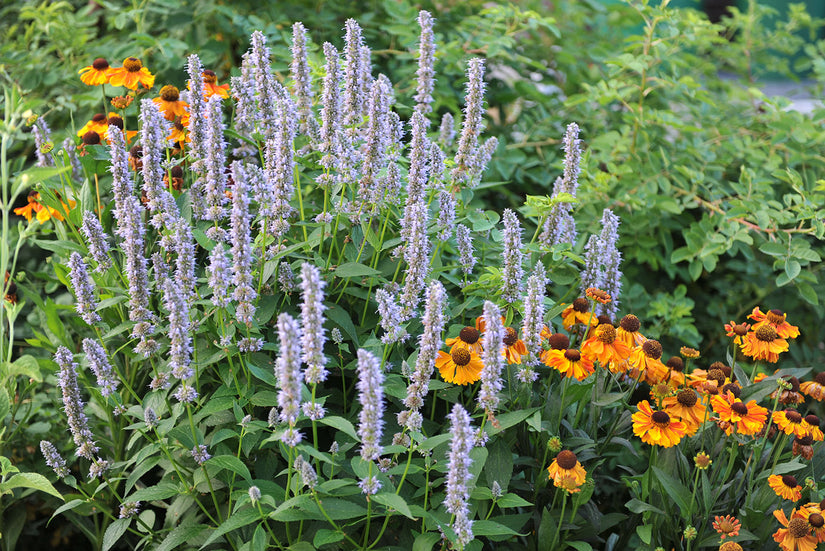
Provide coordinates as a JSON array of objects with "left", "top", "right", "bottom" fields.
[
  {"left": 13, "top": 191, "right": 75, "bottom": 223},
  {"left": 774, "top": 503, "right": 824, "bottom": 551},
  {"left": 436, "top": 315, "right": 527, "bottom": 385}
]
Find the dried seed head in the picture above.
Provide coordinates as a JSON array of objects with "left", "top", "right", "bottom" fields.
[
  {"left": 767, "top": 309, "right": 786, "bottom": 324},
  {"left": 641, "top": 340, "right": 663, "bottom": 360},
  {"left": 707, "top": 369, "right": 726, "bottom": 386},
  {"left": 809, "top": 513, "right": 825, "bottom": 529},
  {"left": 572, "top": 297, "right": 589, "bottom": 313},
  {"left": 721, "top": 383, "right": 741, "bottom": 399},
  {"left": 619, "top": 314, "right": 640, "bottom": 332},
  {"left": 160, "top": 85, "right": 180, "bottom": 101},
  {"left": 786, "top": 410, "right": 803, "bottom": 423},
  {"left": 595, "top": 324, "right": 616, "bottom": 344},
  {"left": 805, "top": 414, "right": 820, "bottom": 427},
  {"left": 666, "top": 356, "right": 684, "bottom": 372},
  {"left": 676, "top": 390, "right": 697, "bottom": 408},
  {"left": 123, "top": 57, "right": 143, "bottom": 72},
  {"left": 92, "top": 58, "right": 109, "bottom": 70}
]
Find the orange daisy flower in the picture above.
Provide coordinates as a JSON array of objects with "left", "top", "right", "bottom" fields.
[
  {"left": 78, "top": 58, "right": 111, "bottom": 86},
  {"left": 545, "top": 349, "right": 594, "bottom": 381},
  {"left": 740, "top": 325, "right": 789, "bottom": 363},
  {"left": 626, "top": 339, "right": 668, "bottom": 385},
  {"left": 774, "top": 410, "right": 809, "bottom": 438},
  {"left": 446, "top": 326, "right": 484, "bottom": 355},
  {"left": 711, "top": 391, "right": 768, "bottom": 436},
  {"left": 202, "top": 70, "right": 230, "bottom": 99},
  {"left": 77, "top": 113, "right": 111, "bottom": 139},
  {"left": 581, "top": 324, "right": 632, "bottom": 373},
  {"left": 632, "top": 400, "right": 687, "bottom": 448},
  {"left": 560, "top": 298, "right": 597, "bottom": 331},
  {"left": 796, "top": 505, "right": 825, "bottom": 543},
  {"left": 724, "top": 320, "right": 751, "bottom": 345},
  {"left": 770, "top": 474, "right": 803, "bottom": 501},
  {"left": 616, "top": 314, "right": 646, "bottom": 348},
  {"left": 800, "top": 373, "right": 825, "bottom": 402},
  {"left": 108, "top": 57, "right": 155, "bottom": 90},
  {"left": 712, "top": 515, "right": 741, "bottom": 541},
  {"left": 546, "top": 450, "right": 587, "bottom": 493},
  {"left": 774, "top": 508, "right": 818, "bottom": 551},
  {"left": 153, "top": 85, "right": 189, "bottom": 121},
  {"left": 662, "top": 389, "right": 706, "bottom": 433},
  {"left": 435, "top": 348, "right": 483, "bottom": 386},
  {"left": 103, "top": 115, "right": 138, "bottom": 144},
  {"left": 13, "top": 191, "right": 74, "bottom": 223},
  {"left": 749, "top": 307, "right": 800, "bottom": 339},
  {"left": 168, "top": 114, "right": 191, "bottom": 145},
  {"left": 802, "top": 415, "right": 823, "bottom": 442},
  {"left": 501, "top": 327, "right": 527, "bottom": 364}
]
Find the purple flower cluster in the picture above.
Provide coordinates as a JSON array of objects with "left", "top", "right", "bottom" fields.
[
  {"left": 478, "top": 301, "right": 504, "bottom": 415},
  {"left": 375, "top": 288, "right": 407, "bottom": 344},
  {"left": 452, "top": 58, "right": 485, "bottom": 185},
  {"left": 82, "top": 338, "right": 119, "bottom": 397},
  {"left": 414, "top": 11, "right": 436, "bottom": 114},
  {"left": 356, "top": 348, "right": 384, "bottom": 462},
  {"left": 500, "top": 209, "right": 524, "bottom": 304},
  {"left": 229, "top": 162, "right": 257, "bottom": 324},
  {"left": 40, "top": 440, "right": 68, "bottom": 477},
  {"left": 54, "top": 347, "right": 98, "bottom": 460},
  {"left": 68, "top": 252, "right": 100, "bottom": 324},
  {"left": 300, "top": 263, "right": 328, "bottom": 384},
  {"left": 139, "top": 99, "right": 176, "bottom": 229},
  {"left": 521, "top": 263, "right": 548, "bottom": 372},
  {"left": 203, "top": 96, "right": 228, "bottom": 221},
  {"left": 455, "top": 224, "right": 476, "bottom": 276},
  {"left": 444, "top": 404, "right": 475, "bottom": 548},
  {"left": 290, "top": 22, "right": 313, "bottom": 129},
  {"left": 581, "top": 208, "right": 623, "bottom": 317},
  {"left": 80, "top": 212, "right": 112, "bottom": 273},
  {"left": 276, "top": 313, "right": 304, "bottom": 447}
]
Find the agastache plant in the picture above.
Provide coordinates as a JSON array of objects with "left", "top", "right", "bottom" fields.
[{"left": 445, "top": 404, "right": 475, "bottom": 549}]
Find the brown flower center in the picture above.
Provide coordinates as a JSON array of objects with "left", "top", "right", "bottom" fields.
[
  {"left": 91, "top": 113, "right": 107, "bottom": 123},
  {"left": 797, "top": 435, "right": 814, "bottom": 446},
  {"left": 651, "top": 410, "right": 670, "bottom": 426},
  {"left": 707, "top": 369, "right": 726, "bottom": 386},
  {"left": 680, "top": 346, "right": 700, "bottom": 359},
  {"left": 788, "top": 518, "right": 809, "bottom": 538},
  {"left": 572, "top": 298, "right": 589, "bottom": 313},
  {"left": 596, "top": 324, "right": 617, "bottom": 344},
  {"left": 694, "top": 452, "right": 711, "bottom": 469},
  {"left": 619, "top": 314, "right": 640, "bottom": 333},
  {"left": 782, "top": 475, "right": 798, "bottom": 488},
  {"left": 203, "top": 69, "right": 218, "bottom": 84},
  {"left": 733, "top": 323, "right": 749, "bottom": 336},
  {"left": 585, "top": 287, "right": 611, "bottom": 303},
  {"left": 160, "top": 85, "right": 180, "bottom": 102},
  {"left": 503, "top": 327, "right": 518, "bottom": 346},
  {"left": 129, "top": 145, "right": 143, "bottom": 158},
  {"left": 555, "top": 450, "right": 578, "bottom": 470},
  {"left": 717, "top": 518, "right": 736, "bottom": 532},
  {"left": 719, "top": 541, "right": 743, "bottom": 551},
  {"left": 92, "top": 58, "right": 109, "bottom": 70},
  {"left": 642, "top": 340, "right": 663, "bottom": 360},
  {"left": 547, "top": 333, "right": 569, "bottom": 350},
  {"left": 786, "top": 410, "right": 803, "bottom": 424},
  {"left": 805, "top": 414, "right": 820, "bottom": 427},
  {"left": 809, "top": 513, "right": 824, "bottom": 528},
  {"left": 564, "top": 349, "right": 581, "bottom": 362},
  {"left": 666, "top": 357, "right": 684, "bottom": 372},
  {"left": 721, "top": 383, "right": 741, "bottom": 399},
  {"left": 451, "top": 348, "right": 471, "bottom": 366},
  {"left": 755, "top": 325, "right": 778, "bottom": 342},
  {"left": 123, "top": 57, "right": 143, "bottom": 72},
  {"left": 82, "top": 131, "right": 101, "bottom": 145},
  {"left": 677, "top": 389, "right": 697, "bottom": 407},
  {"left": 459, "top": 326, "right": 480, "bottom": 344},
  {"left": 731, "top": 402, "right": 748, "bottom": 416},
  {"left": 815, "top": 372, "right": 825, "bottom": 386},
  {"left": 787, "top": 376, "right": 800, "bottom": 392},
  {"left": 767, "top": 309, "right": 786, "bottom": 324},
  {"left": 107, "top": 116, "right": 124, "bottom": 129},
  {"left": 170, "top": 165, "right": 184, "bottom": 178}
]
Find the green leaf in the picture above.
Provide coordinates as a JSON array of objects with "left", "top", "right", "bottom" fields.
[
  {"left": 334, "top": 262, "right": 380, "bottom": 278},
  {"left": 0, "top": 387, "right": 9, "bottom": 422},
  {"left": 51, "top": 498, "right": 87, "bottom": 518},
  {"left": 412, "top": 532, "right": 441, "bottom": 551},
  {"left": 797, "top": 282, "right": 819, "bottom": 305},
  {"left": 201, "top": 508, "right": 260, "bottom": 547},
  {"left": 496, "top": 493, "right": 533, "bottom": 508},
  {"left": 206, "top": 455, "right": 251, "bottom": 483},
  {"left": 372, "top": 492, "right": 415, "bottom": 519},
  {"left": 318, "top": 416, "right": 359, "bottom": 442},
  {"left": 102, "top": 519, "right": 131, "bottom": 551},
  {"left": 567, "top": 543, "right": 593, "bottom": 551},
  {"left": 759, "top": 241, "right": 787, "bottom": 257},
  {"left": 785, "top": 260, "right": 801, "bottom": 281},
  {"left": 313, "top": 529, "right": 345, "bottom": 547},
  {"left": 636, "top": 525, "right": 652, "bottom": 545},
  {"left": 472, "top": 520, "right": 526, "bottom": 537},
  {"left": 625, "top": 498, "right": 664, "bottom": 515},
  {"left": 128, "top": 483, "right": 181, "bottom": 502},
  {"left": 0, "top": 472, "right": 63, "bottom": 500},
  {"left": 8, "top": 354, "right": 43, "bottom": 382},
  {"left": 652, "top": 466, "right": 691, "bottom": 518}
]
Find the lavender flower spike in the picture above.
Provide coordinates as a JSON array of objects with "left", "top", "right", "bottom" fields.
[
  {"left": 455, "top": 224, "right": 476, "bottom": 276},
  {"left": 400, "top": 280, "right": 446, "bottom": 431},
  {"left": 561, "top": 122, "right": 582, "bottom": 196},
  {"left": 291, "top": 22, "right": 313, "bottom": 128},
  {"left": 399, "top": 199, "right": 430, "bottom": 319},
  {"left": 276, "top": 313, "right": 304, "bottom": 447},
  {"left": 580, "top": 208, "right": 623, "bottom": 317},
  {"left": 80, "top": 211, "right": 112, "bottom": 273},
  {"left": 318, "top": 42, "right": 341, "bottom": 180},
  {"left": 414, "top": 11, "right": 436, "bottom": 114},
  {"left": 478, "top": 301, "right": 504, "bottom": 416},
  {"left": 300, "top": 262, "right": 328, "bottom": 384},
  {"left": 207, "top": 244, "right": 231, "bottom": 308},
  {"left": 54, "top": 347, "right": 98, "bottom": 460},
  {"left": 521, "top": 262, "right": 548, "bottom": 370},
  {"left": 68, "top": 252, "right": 100, "bottom": 324},
  {"left": 451, "top": 58, "right": 485, "bottom": 185},
  {"left": 445, "top": 404, "right": 475, "bottom": 549},
  {"left": 32, "top": 118, "right": 53, "bottom": 167},
  {"left": 357, "top": 348, "right": 385, "bottom": 495},
  {"left": 376, "top": 288, "right": 407, "bottom": 345},
  {"left": 162, "top": 274, "right": 193, "bottom": 381},
  {"left": 500, "top": 209, "right": 524, "bottom": 304},
  {"left": 343, "top": 19, "right": 366, "bottom": 127},
  {"left": 229, "top": 161, "right": 257, "bottom": 325},
  {"left": 139, "top": 98, "right": 176, "bottom": 229},
  {"left": 40, "top": 441, "right": 69, "bottom": 477},
  {"left": 82, "top": 338, "right": 119, "bottom": 397}
]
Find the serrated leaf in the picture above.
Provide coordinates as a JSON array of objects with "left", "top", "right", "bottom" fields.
[
  {"left": 201, "top": 508, "right": 260, "bottom": 547},
  {"left": 206, "top": 455, "right": 251, "bottom": 483},
  {"left": 128, "top": 483, "right": 181, "bottom": 502},
  {"left": 313, "top": 529, "right": 345, "bottom": 547},
  {"left": 0, "top": 472, "right": 63, "bottom": 500},
  {"left": 334, "top": 262, "right": 380, "bottom": 278},
  {"left": 318, "top": 416, "right": 359, "bottom": 442},
  {"left": 8, "top": 354, "right": 43, "bottom": 382},
  {"left": 102, "top": 519, "right": 131, "bottom": 551},
  {"left": 372, "top": 492, "right": 415, "bottom": 519}
]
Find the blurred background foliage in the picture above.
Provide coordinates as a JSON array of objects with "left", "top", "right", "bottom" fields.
[{"left": 1, "top": 2, "right": 825, "bottom": 545}]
